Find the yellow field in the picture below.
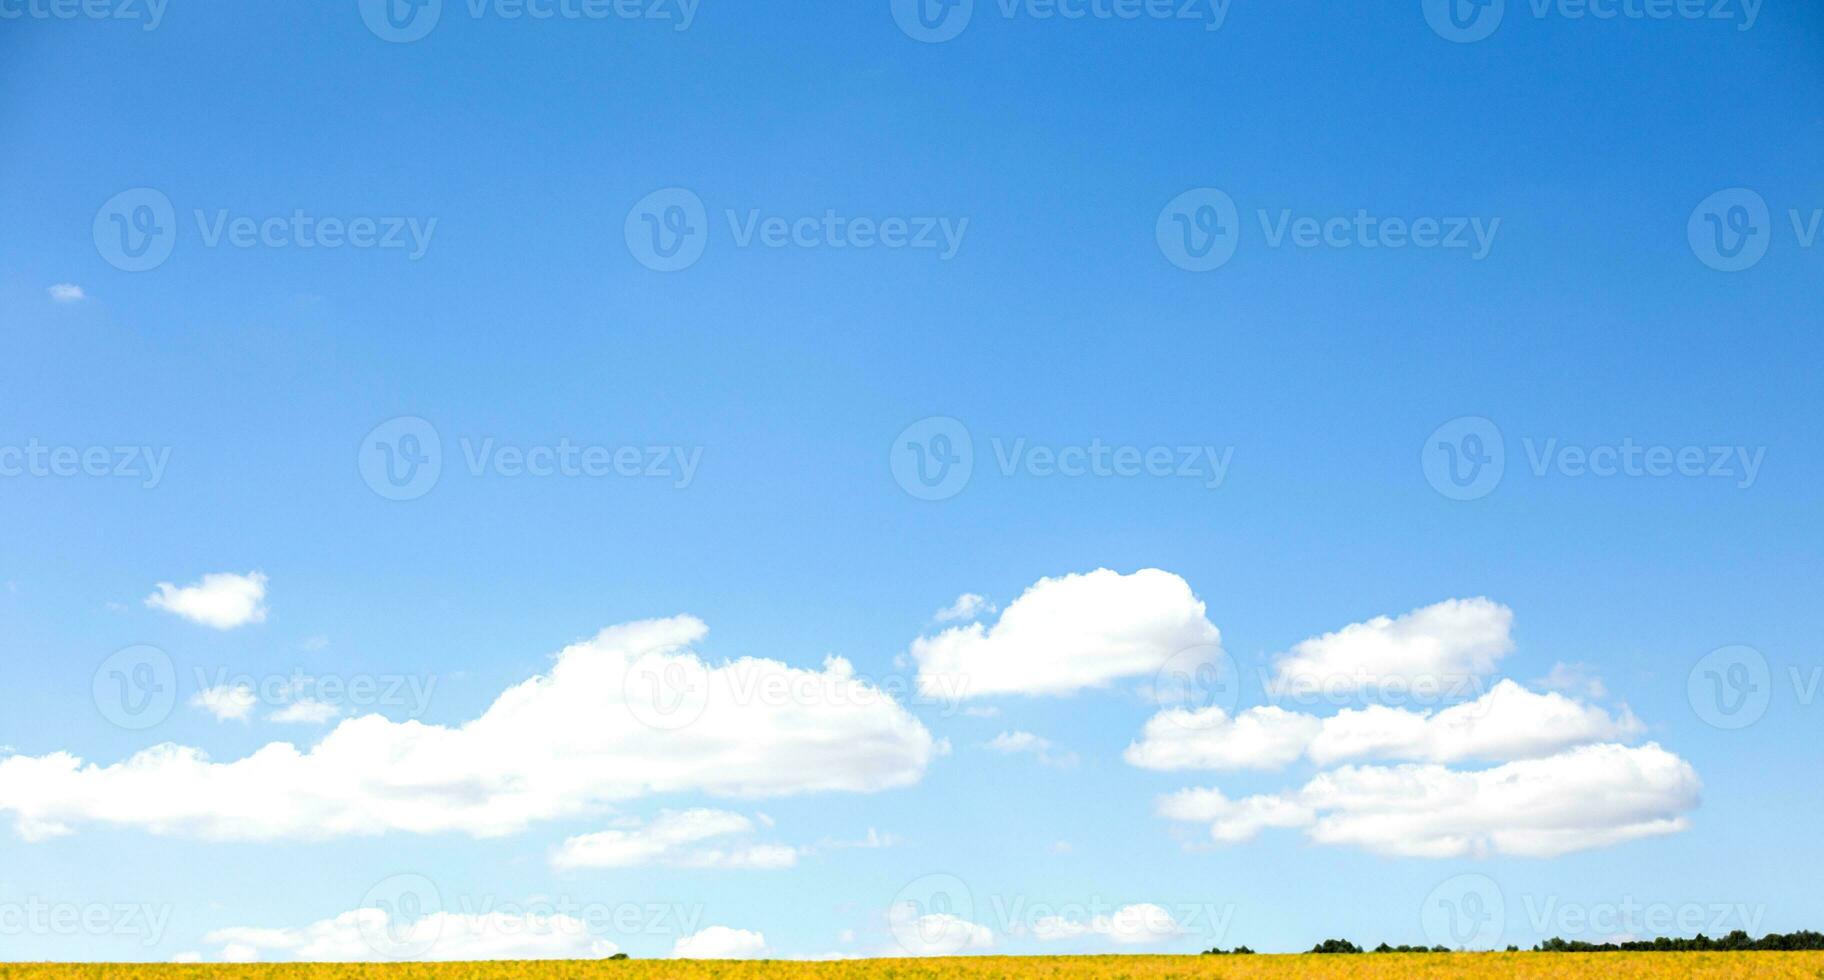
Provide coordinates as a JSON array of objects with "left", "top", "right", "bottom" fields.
[{"left": 6, "top": 954, "right": 1823, "bottom": 980}]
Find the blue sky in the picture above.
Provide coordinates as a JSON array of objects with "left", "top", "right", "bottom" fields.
[{"left": 2, "top": 0, "right": 1822, "bottom": 962}]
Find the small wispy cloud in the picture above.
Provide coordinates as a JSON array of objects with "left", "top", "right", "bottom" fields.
[
  {"left": 986, "top": 730, "right": 1079, "bottom": 769},
  {"left": 48, "top": 283, "right": 86, "bottom": 303},
  {"left": 934, "top": 592, "right": 995, "bottom": 623}
]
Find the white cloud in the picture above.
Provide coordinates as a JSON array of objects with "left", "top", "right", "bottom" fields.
[
  {"left": 1031, "top": 903, "right": 1182, "bottom": 946},
  {"left": 1538, "top": 661, "right": 1608, "bottom": 699},
  {"left": 1160, "top": 742, "right": 1698, "bottom": 857},
  {"left": 1156, "top": 787, "right": 1316, "bottom": 843},
  {"left": 934, "top": 593, "right": 994, "bottom": 623},
  {"left": 48, "top": 283, "right": 85, "bottom": 303},
  {"left": 170, "top": 952, "right": 203, "bottom": 963},
  {"left": 985, "top": 731, "right": 1078, "bottom": 768},
  {"left": 674, "top": 926, "right": 767, "bottom": 959},
  {"left": 1269, "top": 597, "right": 1513, "bottom": 695},
  {"left": 145, "top": 571, "right": 269, "bottom": 630},
  {"left": 552, "top": 808, "right": 797, "bottom": 871},
  {"left": 1307, "top": 679, "right": 1641, "bottom": 766},
  {"left": 1129, "top": 680, "right": 1641, "bottom": 772},
  {"left": 887, "top": 907, "right": 994, "bottom": 956},
  {"left": 269, "top": 699, "right": 340, "bottom": 725},
  {"left": 0, "top": 616, "right": 936, "bottom": 841},
  {"left": 190, "top": 684, "right": 259, "bottom": 722},
  {"left": 1125, "top": 706, "right": 1320, "bottom": 771},
  {"left": 911, "top": 568, "right": 1221, "bottom": 699},
  {"left": 204, "top": 908, "right": 618, "bottom": 961}
]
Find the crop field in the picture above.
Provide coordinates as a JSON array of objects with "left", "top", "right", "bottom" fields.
[{"left": 7, "top": 954, "right": 1824, "bottom": 980}]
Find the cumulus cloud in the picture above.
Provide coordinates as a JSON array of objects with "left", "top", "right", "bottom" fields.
[
  {"left": 1125, "top": 706, "right": 1320, "bottom": 771},
  {"left": 48, "top": 283, "right": 86, "bottom": 303},
  {"left": 887, "top": 907, "right": 994, "bottom": 956},
  {"left": 1306, "top": 680, "right": 1641, "bottom": 766},
  {"left": 0, "top": 616, "right": 936, "bottom": 841},
  {"left": 1031, "top": 903, "right": 1182, "bottom": 945},
  {"left": 190, "top": 684, "right": 258, "bottom": 722},
  {"left": 911, "top": 569, "right": 1221, "bottom": 699},
  {"left": 145, "top": 571, "right": 269, "bottom": 630},
  {"left": 269, "top": 699, "right": 340, "bottom": 725},
  {"left": 1268, "top": 597, "right": 1513, "bottom": 695},
  {"left": 1160, "top": 742, "right": 1698, "bottom": 857},
  {"left": 1128, "top": 680, "right": 1640, "bottom": 771},
  {"left": 552, "top": 808, "right": 797, "bottom": 871},
  {"left": 933, "top": 593, "right": 995, "bottom": 623},
  {"left": 203, "top": 909, "right": 618, "bottom": 961},
  {"left": 674, "top": 926, "right": 767, "bottom": 959}
]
